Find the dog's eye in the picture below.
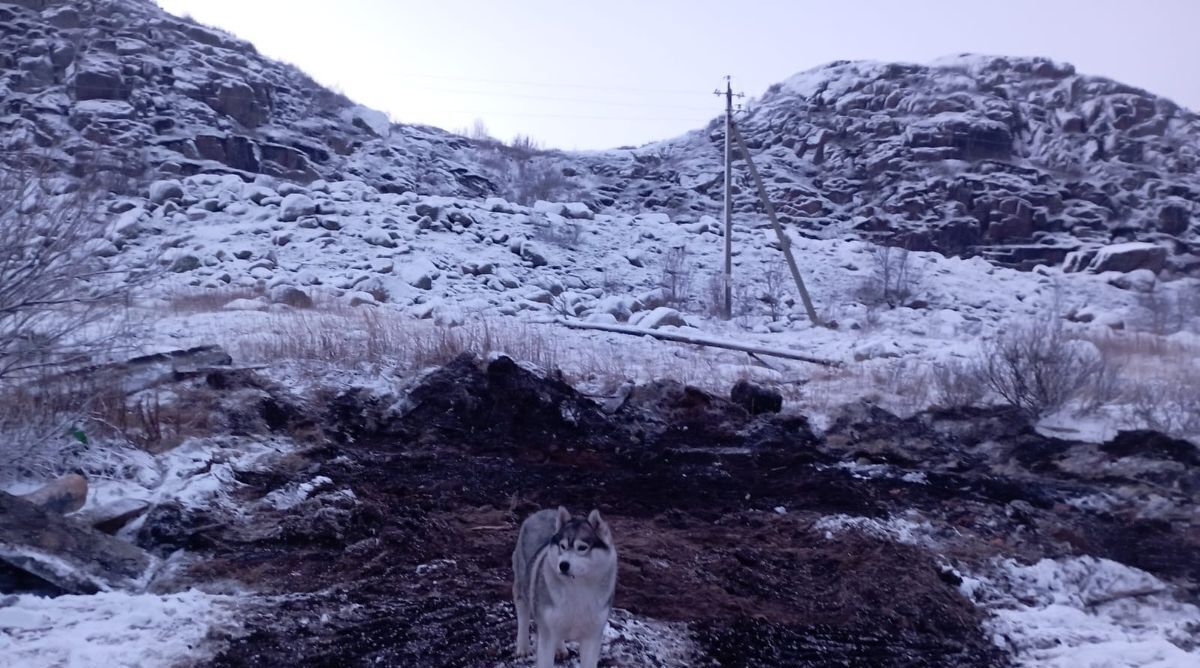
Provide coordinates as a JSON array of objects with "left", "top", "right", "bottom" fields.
[
  {"left": 559, "top": 543, "right": 568, "bottom": 551},
  {"left": 577, "top": 544, "right": 588, "bottom": 552}
]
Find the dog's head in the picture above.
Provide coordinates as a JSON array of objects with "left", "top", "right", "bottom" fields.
[{"left": 550, "top": 506, "right": 615, "bottom": 580}]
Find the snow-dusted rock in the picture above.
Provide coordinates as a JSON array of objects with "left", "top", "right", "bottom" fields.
[
  {"left": 510, "top": 239, "right": 550, "bottom": 267},
  {"left": 561, "top": 202, "right": 594, "bottom": 220},
  {"left": 362, "top": 228, "right": 397, "bottom": 248},
  {"left": 223, "top": 298, "right": 268, "bottom": 311},
  {"left": 111, "top": 207, "right": 144, "bottom": 237},
  {"left": 1107, "top": 269, "right": 1158, "bottom": 292},
  {"left": 278, "top": 194, "right": 318, "bottom": 222},
  {"left": 242, "top": 184, "right": 277, "bottom": 205},
  {"left": 149, "top": 180, "right": 184, "bottom": 205},
  {"left": 84, "top": 238, "right": 120, "bottom": 258},
  {"left": 585, "top": 312, "right": 619, "bottom": 325},
  {"left": 485, "top": 197, "right": 518, "bottom": 214},
  {"left": 269, "top": 285, "right": 314, "bottom": 308},
  {"left": 594, "top": 295, "right": 640, "bottom": 322},
  {"left": 399, "top": 257, "right": 439, "bottom": 290},
  {"left": 346, "top": 291, "right": 378, "bottom": 307},
  {"left": 639, "top": 307, "right": 687, "bottom": 330},
  {"left": 342, "top": 105, "right": 391, "bottom": 138}
]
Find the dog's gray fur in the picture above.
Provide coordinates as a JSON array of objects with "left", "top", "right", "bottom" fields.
[{"left": 512, "top": 507, "right": 617, "bottom": 668}]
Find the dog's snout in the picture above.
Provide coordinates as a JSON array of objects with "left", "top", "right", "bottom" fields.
[{"left": 559, "top": 561, "right": 570, "bottom": 575}]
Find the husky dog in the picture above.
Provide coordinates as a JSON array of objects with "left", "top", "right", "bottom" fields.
[{"left": 512, "top": 507, "right": 617, "bottom": 668}]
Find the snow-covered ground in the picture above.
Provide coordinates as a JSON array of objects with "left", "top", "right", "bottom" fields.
[
  {"left": 102, "top": 174, "right": 1200, "bottom": 441},
  {"left": 818, "top": 516, "right": 1200, "bottom": 667}
]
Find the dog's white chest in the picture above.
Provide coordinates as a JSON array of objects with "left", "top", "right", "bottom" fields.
[{"left": 541, "top": 586, "right": 609, "bottom": 639}]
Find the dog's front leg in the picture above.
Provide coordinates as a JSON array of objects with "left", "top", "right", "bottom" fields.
[
  {"left": 578, "top": 632, "right": 602, "bottom": 668},
  {"left": 536, "top": 628, "right": 560, "bottom": 668}
]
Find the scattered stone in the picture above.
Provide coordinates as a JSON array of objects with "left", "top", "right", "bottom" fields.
[{"left": 170, "top": 254, "right": 201, "bottom": 273}]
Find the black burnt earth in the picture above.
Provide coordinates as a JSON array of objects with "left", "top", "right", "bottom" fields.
[{"left": 128, "top": 356, "right": 1197, "bottom": 667}]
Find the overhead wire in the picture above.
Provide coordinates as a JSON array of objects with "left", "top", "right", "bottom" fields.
[
  {"left": 393, "top": 82, "right": 714, "bottom": 111},
  {"left": 386, "top": 71, "right": 716, "bottom": 97}
]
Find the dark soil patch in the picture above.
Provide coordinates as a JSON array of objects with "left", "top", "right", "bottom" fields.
[{"left": 127, "top": 355, "right": 1194, "bottom": 667}]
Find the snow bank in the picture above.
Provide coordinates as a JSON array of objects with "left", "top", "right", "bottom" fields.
[
  {"left": 963, "top": 556, "right": 1200, "bottom": 667},
  {"left": 0, "top": 590, "right": 239, "bottom": 668},
  {"left": 812, "top": 512, "right": 938, "bottom": 546}
]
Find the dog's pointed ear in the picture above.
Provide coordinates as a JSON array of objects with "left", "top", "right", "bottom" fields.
[
  {"left": 588, "top": 509, "right": 613, "bottom": 544},
  {"left": 555, "top": 506, "right": 571, "bottom": 531}
]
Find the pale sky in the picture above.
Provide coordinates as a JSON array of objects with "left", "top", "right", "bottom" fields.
[{"left": 155, "top": 1, "right": 1199, "bottom": 150}]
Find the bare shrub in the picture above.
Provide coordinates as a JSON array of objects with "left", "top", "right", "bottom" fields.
[
  {"left": 166, "top": 286, "right": 266, "bottom": 313},
  {"left": 233, "top": 310, "right": 563, "bottom": 373},
  {"left": 930, "top": 359, "right": 988, "bottom": 409},
  {"left": 0, "top": 162, "right": 150, "bottom": 470},
  {"left": 702, "top": 271, "right": 727, "bottom": 318},
  {"left": 759, "top": 263, "right": 788, "bottom": 321},
  {"left": 0, "top": 375, "right": 98, "bottom": 475},
  {"left": 467, "top": 118, "right": 492, "bottom": 142},
  {"left": 858, "top": 243, "right": 923, "bottom": 308},
  {"left": 975, "top": 318, "right": 1116, "bottom": 417},
  {"left": 509, "top": 161, "right": 570, "bottom": 205},
  {"left": 89, "top": 386, "right": 215, "bottom": 453},
  {"left": 658, "top": 246, "right": 693, "bottom": 309},
  {"left": 1127, "top": 364, "right": 1200, "bottom": 439},
  {"left": 870, "top": 358, "right": 931, "bottom": 414},
  {"left": 509, "top": 134, "right": 542, "bottom": 159},
  {"left": 0, "top": 164, "right": 141, "bottom": 385},
  {"left": 1135, "top": 280, "right": 1195, "bottom": 335}
]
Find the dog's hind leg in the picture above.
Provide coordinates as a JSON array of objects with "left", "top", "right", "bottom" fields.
[{"left": 513, "top": 587, "right": 530, "bottom": 657}]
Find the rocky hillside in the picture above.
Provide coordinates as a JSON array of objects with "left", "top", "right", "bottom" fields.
[
  {"left": 4, "top": 0, "right": 1199, "bottom": 276},
  {"left": 0, "top": 0, "right": 491, "bottom": 197},
  {"left": 519, "top": 56, "right": 1200, "bottom": 275}
]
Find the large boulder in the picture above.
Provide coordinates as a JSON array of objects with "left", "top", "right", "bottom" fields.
[
  {"left": 904, "top": 112, "right": 1013, "bottom": 160},
  {"left": 16, "top": 474, "right": 88, "bottom": 514},
  {"left": 0, "top": 491, "right": 152, "bottom": 594},
  {"left": 210, "top": 79, "right": 264, "bottom": 127},
  {"left": 72, "top": 57, "right": 127, "bottom": 101},
  {"left": 1157, "top": 200, "right": 1192, "bottom": 236},
  {"left": 1084, "top": 242, "right": 1168, "bottom": 274},
  {"left": 260, "top": 143, "right": 318, "bottom": 181}
]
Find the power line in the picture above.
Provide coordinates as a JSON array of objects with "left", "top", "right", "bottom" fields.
[
  {"left": 413, "top": 108, "right": 710, "bottom": 122},
  {"left": 396, "top": 82, "right": 714, "bottom": 111},
  {"left": 65, "top": 85, "right": 715, "bottom": 119},
  {"left": 390, "top": 71, "right": 716, "bottom": 97}
]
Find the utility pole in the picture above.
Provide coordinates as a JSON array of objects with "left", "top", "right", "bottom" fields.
[
  {"left": 729, "top": 120, "right": 821, "bottom": 326},
  {"left": 714, "top": 77, "right": 743, "bottom": 320}
]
